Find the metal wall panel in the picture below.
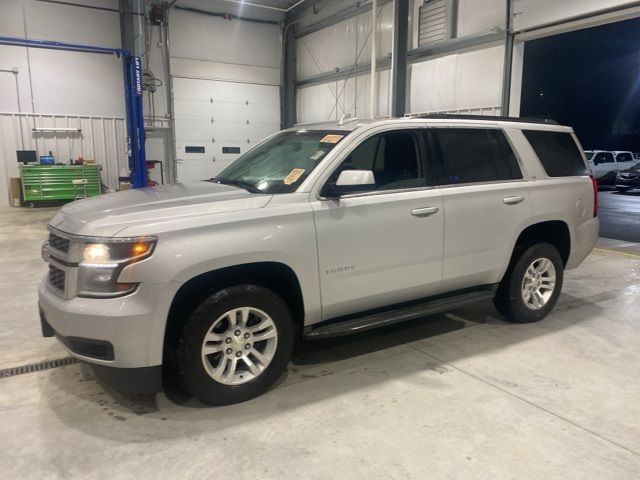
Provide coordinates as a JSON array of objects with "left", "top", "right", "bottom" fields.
[
  {"left": 512, "top": 0, "right": 638, "bottom": 32},
  {"left": 0, "top": 112, "right": 126, "bottom": 205},
  {"left": 296, "top": 69, "right": 391, "bottom": 124},
  {"left": 296, "top": 2, "right": 394, "bottom": 81},
  {"left": 457, "top": 0, "right": 505, "bottom": 37},
  {"left": 407, "top": 44, "right": 504, "bottom": 114},
  {"left": 169, "top": 9, "right": 281, "bottom": 69}
]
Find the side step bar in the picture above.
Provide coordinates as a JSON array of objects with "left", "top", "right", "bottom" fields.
[{"left": 304, "top": 285, "right": 498, "bottom": 340}]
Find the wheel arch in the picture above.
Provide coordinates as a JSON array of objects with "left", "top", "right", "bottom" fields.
[
  {"left": 510, "top": 220, "right": 571, "bottom": 268},
  {"left": 163, "top": 262, "right": 305, "bottom": 364}
]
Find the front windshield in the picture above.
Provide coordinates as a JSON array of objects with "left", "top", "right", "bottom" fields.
[{"left": 211, "top": 129, "right": 347, "bottom": 194}]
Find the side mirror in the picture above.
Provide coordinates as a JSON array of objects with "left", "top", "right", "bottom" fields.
[{"left": 324, "top": 170, "right": 375, "bottom": 197}]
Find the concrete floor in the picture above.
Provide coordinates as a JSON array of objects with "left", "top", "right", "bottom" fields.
[{"left": 1, "top": 206, "right": 640, "bottom": 479}]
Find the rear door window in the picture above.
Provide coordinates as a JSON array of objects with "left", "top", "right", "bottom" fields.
[
  {"left": 522, "top": 130, "right": 589, "bottom": 177},
  {"left": 430, "top": 128, "right": 523, "bottom": 185}
]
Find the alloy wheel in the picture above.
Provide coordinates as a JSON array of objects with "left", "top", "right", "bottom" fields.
[
  {"left": 200, "top": 307, "right": 278, "bottom": 385},
  {"left": 521, "top": 257, "right": 556, "bottom": 310}
]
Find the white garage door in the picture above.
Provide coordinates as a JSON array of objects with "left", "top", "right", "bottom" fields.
[{"left": 173, "top": 77, "right": 280, "bottom": 182}]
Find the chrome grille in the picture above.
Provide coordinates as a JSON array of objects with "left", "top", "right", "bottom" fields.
[
  {"left": 49, "top": 232, "right": 70, "bottom": 253},
  {"left": 48, "top": 265, "right": 66, "bottom": 291}
]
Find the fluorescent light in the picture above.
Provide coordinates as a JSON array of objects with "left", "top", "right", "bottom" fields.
[{"left": 32, "top": 127, "right": 81, "bottom": 133}]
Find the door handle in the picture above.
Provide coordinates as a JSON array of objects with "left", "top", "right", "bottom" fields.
[
  {"left": 503, "top": 196, "right": 524, "bottom": 205},
  {"left": 411, "top": 206, "right": 439, "bottom": 217}
]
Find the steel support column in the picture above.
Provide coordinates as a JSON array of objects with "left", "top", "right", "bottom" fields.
[
  {"left": 120, "top": 0, "right": 147, "bottom": 187},
  {"left": 281, "top": 16, "right": 297, "bottom": 128},
  {"left": 501, "top": 0, "right": 514, "bottom": 116},
  {"left": 390, "top": 0, "right": 409, "bottom": 117}
]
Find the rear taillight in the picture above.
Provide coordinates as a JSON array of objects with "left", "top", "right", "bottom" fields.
[{"left": 590, "top": 175, "right": 598, "bottom": 217}]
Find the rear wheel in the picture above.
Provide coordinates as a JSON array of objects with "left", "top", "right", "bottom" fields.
[
  {"left": 616, "top": 186, "right": 631, "bottom": 193},
  {"left": 494, "top": 243, "right": 563, "bottom": 323},
  {"left": 176, "top": 285, "right": 294, "bottom": 405}
]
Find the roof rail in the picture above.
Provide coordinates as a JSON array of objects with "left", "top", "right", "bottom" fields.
[{"left": 403, "top": 113, "right": 558, "bottom": 125}]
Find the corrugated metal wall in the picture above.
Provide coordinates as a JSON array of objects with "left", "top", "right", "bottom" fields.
[
  {"left": 295, "top": 2, "right": 394, "bottom": 123},
  {"left": 0, "top": 112, "right": 127, "bottom": 205}
]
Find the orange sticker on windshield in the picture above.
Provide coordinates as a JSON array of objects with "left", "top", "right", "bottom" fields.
[
  {"left": 320, "top": 134, "right": 344, "bottom": 144},
  {"left": 284, "top": 168, "right": 305, "bottom": 185}
]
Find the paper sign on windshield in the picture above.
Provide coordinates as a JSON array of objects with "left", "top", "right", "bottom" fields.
[
  {"left": 284, "top": 168, "right": 305, "bottom": 185},
  {"left": 320, "top": 134, "right": 344, "bottom": 144}
]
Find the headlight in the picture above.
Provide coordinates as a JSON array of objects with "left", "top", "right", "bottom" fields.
[{"left": 77, "top": 237, "right": 156, "bottom": 298}]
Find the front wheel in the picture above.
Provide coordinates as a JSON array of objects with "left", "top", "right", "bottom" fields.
[
  {"left": 494, "top": 243, "right": 564, "bottom": 323},
  {"left": 176, "top": 285, "right": 294, "bottom": 405}
]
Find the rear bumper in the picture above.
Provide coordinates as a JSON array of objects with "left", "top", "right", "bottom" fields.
[{"left": 567, "top": 216, "right": 599, "bottom": 270}]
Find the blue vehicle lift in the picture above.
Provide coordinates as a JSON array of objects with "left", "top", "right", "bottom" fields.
[{"left": 0, "top": 35, "right": 148, "bottom": 188}]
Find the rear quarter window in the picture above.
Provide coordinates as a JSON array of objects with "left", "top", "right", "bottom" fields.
[{"left": 523, "top": 130, "right": 589, "bottom": 177}]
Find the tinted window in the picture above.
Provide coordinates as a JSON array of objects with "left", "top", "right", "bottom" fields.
[
  {"left": 594, "top": 152, "right": 614, "bottom": 164},
  {"left": 433, "top": 128, "right": 523, "bottom": 185},
  {"left": 326, "top": 130, "right": 429, "bottom": 192},
  {"left": 523, "top": 130, "right": 589, "bottom": 177},
  {"left": 616, "top": 152, "right": 633, "bottom": 162}
]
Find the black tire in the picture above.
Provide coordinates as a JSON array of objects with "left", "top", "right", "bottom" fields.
[
  {"left": 493, "top": 243, "right": 564, "bottom": 323},
  {"left": 176, "top": 284, "right": 294, "bottom": 406},
  {"left": 616, "top": 186, "right": 631, "bottom": 193}
]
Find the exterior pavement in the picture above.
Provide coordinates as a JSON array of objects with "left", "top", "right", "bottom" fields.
[{"left": 599, "top": 187, "right": 640, "bottom": 242}]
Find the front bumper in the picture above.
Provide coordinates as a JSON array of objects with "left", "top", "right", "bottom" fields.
[
  {"left": 38, "top": 277, "right": 180, "bottom": 369},
  {"left": 40, "top": 313, "right": 161, "bottom": 393}
]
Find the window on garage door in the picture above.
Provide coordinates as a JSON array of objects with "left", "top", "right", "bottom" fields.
[{"left": 430, "top": 128, "right": 523, "bottom": 185}]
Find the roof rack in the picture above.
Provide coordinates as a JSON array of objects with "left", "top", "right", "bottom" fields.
[{"left": 403, "top": 113, "right": 558, "bottom": 125}]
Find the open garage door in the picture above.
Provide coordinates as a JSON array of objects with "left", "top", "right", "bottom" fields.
[
  {"left": 518, "top": 16, "right": 640, "bottom": 243},
  {"left": 172, "top": 77, "right": 280, "bottom": 182}
]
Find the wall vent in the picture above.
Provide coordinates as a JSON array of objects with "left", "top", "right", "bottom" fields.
[{"left": 418, "top": 0, "right": 448, "bottom": 47}]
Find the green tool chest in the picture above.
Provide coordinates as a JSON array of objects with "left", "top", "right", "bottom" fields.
[{"left": 21, "top": 165, "right": 101, "bottom": 203}]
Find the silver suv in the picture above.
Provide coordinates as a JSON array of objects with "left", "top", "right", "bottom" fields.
[{"left": 39, "top": 115, "right": 599, "bottom": 405}]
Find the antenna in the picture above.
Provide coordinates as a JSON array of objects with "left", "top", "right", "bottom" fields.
[{"left": 338, "top": 113, "right": 357, "bottom": 126}]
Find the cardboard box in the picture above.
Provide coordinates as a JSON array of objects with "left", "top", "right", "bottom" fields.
[{"left": 9, "top": 177, "right": 22, "bottom": 207}]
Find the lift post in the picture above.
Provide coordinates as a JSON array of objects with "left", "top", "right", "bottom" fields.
[
  {"left": 0, "top": 35, "right": 148, "bottom": 188},
  {"left": 123, "top": 55, "right": 147, "bottom": 188}
]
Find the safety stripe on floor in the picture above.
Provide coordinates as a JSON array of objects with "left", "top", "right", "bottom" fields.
[
  {"left": 593, "top": 247, "right": 640, "bottom": 259},
  {"left": 0, "top": 357, "right": 77, "bottom": 379}
]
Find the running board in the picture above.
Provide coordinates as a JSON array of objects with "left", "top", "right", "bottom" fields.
[{"left": 304, "top": 285, "right": 498, "bottom": 340}]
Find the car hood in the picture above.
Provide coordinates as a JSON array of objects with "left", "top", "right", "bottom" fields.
[{"left": 49, "top": 181, "right": 273, "bottom": 237}]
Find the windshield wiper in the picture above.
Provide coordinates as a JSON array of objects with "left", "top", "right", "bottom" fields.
[{"left": 208, "top": 177, "right": 263, "bottom": 194}]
